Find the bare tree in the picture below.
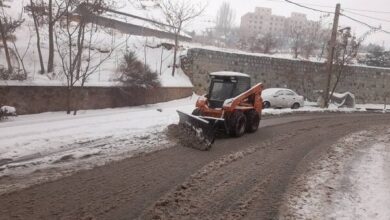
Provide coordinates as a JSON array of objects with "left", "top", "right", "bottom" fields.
[
  {"left": 25, "top": 0, "right": 67, "bottom": 73},
  {"left": 157, "top": 0, "right": 205, "bottom": 76},
  {"left": 301, "top": 20, "right": 329, "bottom": 59},
  {"left": 0, "top": 2, "right": 24, "bottom": 74},
  {"left": 11, "top": 32, "right": 32, "bottom": 77},
  {"left": 47, "top": 0, "right": 68, "bottom": 73},
  {"left": 28, "top": 0, "right": 45, "bottom": 74},
  {"left": 325, "top": 28, "right": 364, "bottom": 106},
  {"left": 55, "top": 0, "right": 123, "bottom": 115},
  {"left": 251, "top": 33, "right": 278, "bottom": 54},
  {"left": 215, "top": 1, "right": 235, "bottom": 39},
  {"left": 287, "top": 25, "right": 305, "bottom": 59}
]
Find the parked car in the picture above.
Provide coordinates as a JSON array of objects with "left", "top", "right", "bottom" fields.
[{"left": 262, "top": 88, "right": 304, "bottom": 109}]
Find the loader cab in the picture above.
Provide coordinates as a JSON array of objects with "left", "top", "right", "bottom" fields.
[{"left": 208, "top": 72, "right": 251, "bottom": 108}]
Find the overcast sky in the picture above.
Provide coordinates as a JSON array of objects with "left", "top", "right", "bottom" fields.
[{"left": 194, "top": 0, "right": 390, "bottom": 46}]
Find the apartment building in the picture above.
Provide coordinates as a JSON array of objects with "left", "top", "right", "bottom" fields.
[{"left": 240, "top": 7, "right": 318, "bottom": 39}]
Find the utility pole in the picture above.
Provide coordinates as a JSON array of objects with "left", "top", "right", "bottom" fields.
[{"left": 323, "top": 3, "right": 341, "bottom": 108}]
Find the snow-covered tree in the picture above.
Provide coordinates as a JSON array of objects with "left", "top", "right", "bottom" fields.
[{"left": 116, "top": 51, "right": 160, "bottom": 88}]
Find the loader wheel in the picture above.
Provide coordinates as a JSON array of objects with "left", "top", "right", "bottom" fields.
[
  {"left": 246, "top": 110, "right": 260, "bottom": 133},
  {"left": 192, "top": 108, "right": 202, "bottom": 116},
  {"left": 228, "top": 111, "right": 247, "bottom": 137}
]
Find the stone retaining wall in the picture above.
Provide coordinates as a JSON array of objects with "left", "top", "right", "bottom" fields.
[{"left": 183, "top": 48, "right": 390, "bottom": 103}]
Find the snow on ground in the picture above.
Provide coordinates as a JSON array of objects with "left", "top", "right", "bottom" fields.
[
  {"left": 0, "top": 95, "right": 197, "bottom": 193},
  {"left": 262, "top": 102, "right": 366, "bottom": 115},
  {"left": 356, "top": 103, "right": 388, "bottom": 110},
  {"left": 280, "top": 126, "right": 390, "bottom": 220}
]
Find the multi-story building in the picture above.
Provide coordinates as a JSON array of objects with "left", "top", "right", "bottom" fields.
[{"left": 240, "top": 7, "right": 318, "bottom": 39}]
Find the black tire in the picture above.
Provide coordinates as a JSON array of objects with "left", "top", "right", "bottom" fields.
[
  {"left": 263, "top": 101, "right": 271, "bottom": 109},
  {"left": 291, "top": 103, "right": 300, "bottom": 109},
  {"left": 246, "top": 110, "right": 260, "bottom": 133},
  {"left": 192, "top": 108, "right": 202, "bottom": 116},
  {"left": 228, "top": 111, "right": 247, "bottom": 137}
]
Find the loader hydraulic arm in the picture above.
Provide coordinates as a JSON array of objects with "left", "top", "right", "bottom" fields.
[{"left": 222, "top": 83, "right": 264, "bottom": 112}]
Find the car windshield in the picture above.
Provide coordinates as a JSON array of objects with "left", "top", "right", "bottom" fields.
[{"left": 210, "top": 81, "right": 235, "bottom": 101}]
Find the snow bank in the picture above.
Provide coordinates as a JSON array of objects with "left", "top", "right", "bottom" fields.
[
  {"left": 280, "top": 127, "right": 390, "bottom": 219},
  {"left": 263, "top": 104, "right": 365, "bottom": 115}
]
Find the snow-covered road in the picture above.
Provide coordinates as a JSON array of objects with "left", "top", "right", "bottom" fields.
[
  {"left": 281, "top": 126, "right": 390, "bottom": 220},
  {"left": 0, "top": 96, "right": 382, "bottom": 194}
]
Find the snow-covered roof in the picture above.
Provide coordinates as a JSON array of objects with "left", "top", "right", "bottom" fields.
[{"left": 210, "top": 71, "right": 250, "bottom": 78}]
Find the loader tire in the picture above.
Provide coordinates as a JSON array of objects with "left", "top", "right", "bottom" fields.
[
  {"left": 228, "top": 111, "right": 247, "bottom": 137},
  {"left": 246, "top": 110, "right": 260, "bottom": 133}
]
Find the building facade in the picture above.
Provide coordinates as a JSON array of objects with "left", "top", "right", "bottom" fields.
[{"left": 240, "top": 7, "right": 317, "bottom": 39}]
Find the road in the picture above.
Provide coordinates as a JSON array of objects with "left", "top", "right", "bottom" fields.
[{"left": 0, "top": 113, "right": 389, "bottom": 220}]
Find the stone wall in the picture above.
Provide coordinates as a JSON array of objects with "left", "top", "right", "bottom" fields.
[
  {"left": 183, "top": 48, "right": 390, "bottom": 104},
  {"left": 0, "top": 86, "right": 193, "bottom": 115}
]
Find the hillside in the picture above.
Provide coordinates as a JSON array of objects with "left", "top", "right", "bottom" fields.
[{"left": 0, "top": 0, "right": 192, "bottom": 87}]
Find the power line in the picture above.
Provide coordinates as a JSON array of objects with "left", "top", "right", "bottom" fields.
[
  {"left": 282, "top": 0, "right": 390, "bottom": 35},
  {"left": 269, "top": 0, "right": 390, "bottom": 14},
  {"left": 342, "top": 10, "right": 390, "bottom": 23},
  {"left": 343, "top": 8, "right": 390, "bottom": 15},
  {"left": 283, "top": 0, "right": 333, "bottom": 14},
  {"left": 340, "top": 13, "right": 390, "bottom": 34}
]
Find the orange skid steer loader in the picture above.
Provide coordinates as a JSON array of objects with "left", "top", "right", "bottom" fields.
[{"left": 177, "top": 71, "right": 264, "bottom": 151}]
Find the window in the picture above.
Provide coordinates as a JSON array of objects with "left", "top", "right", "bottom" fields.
[
  {"left": 210, "top": 81, "right": 235, "bottom": 101},
  {"left": 285, "top": 90, "right": 296, "bottom": 96},
  {"left": 275, "top": 91, "right": 284, "bottom": 96}
]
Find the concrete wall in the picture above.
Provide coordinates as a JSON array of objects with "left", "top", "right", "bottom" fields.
[
  {"left": 183, "top": 48, "right": 390, "bottom": 104},
  {"left": 0, "top": 86, "right": 193, "bottom": 115}
]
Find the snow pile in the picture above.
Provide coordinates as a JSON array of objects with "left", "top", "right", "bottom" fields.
[
  {"left": 0, "top": 106, "right": 17, "bottom": 116},
  {"left": 280, "top": 127, "right": 390, "bottom": 219}
]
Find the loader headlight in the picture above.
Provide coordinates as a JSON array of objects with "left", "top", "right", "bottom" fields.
[{"left": 223, "top": 98, "right": 234, "bottom": 107}]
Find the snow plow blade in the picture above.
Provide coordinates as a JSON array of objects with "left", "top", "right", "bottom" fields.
[{"left": 176, "top": 110, "right": 216, "bottom": 151}]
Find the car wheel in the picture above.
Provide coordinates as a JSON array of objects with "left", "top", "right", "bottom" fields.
[
  {"left": 263, "top": 101, "right": 271, "bottom": 109},
  {"left": 245, "top": 110, "right": 260, "bottom": 133},
  {"left": 228, "top": 111, "right": 247, "bottom": 137},
  {"left": 291, "top": 103, "right": 300, "bottom": 109}
]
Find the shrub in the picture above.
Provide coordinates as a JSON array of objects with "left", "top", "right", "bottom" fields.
[
  {"left": 116, "top": 51, "right": 160, "bottom": 88},
  {"left": 0, "top": 67, "right": 26, "bottom": 80}
]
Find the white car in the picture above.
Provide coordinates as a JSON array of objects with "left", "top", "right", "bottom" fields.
[{"left": 262, "top": 88, "right": 304, "bottom": 109}]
